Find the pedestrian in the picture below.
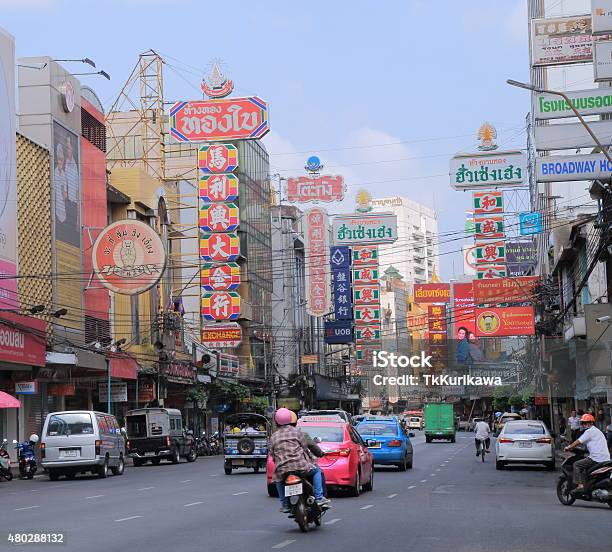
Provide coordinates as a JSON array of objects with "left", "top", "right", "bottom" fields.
[
  {"left": 568, "top": 410, "right": 581, "bottom": 442},
  {"left": 559, "top": 416, "right": 567, "bottom": 439}
]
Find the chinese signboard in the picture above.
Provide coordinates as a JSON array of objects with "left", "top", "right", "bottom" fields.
[
  {"left": 474, "top": 216, "right": 505, "bottom": 240},
  {"left": 92, "top": 219, "right": 166, "bottom": 296},
  {"left": 352, "top": 245, "right": 379, "bottom": 266},
  {"left": 475, "top": 242, "right": 506, "bottom": 264},
  {"left": 474, "top": 307, "right": 535, "bottom": 337},
  {"left": 199, "top": 232, "right": 240, "bottom": 262},
  {"left": 332, "top": 268, "right": 353, "bottom": 320},
  {"left": 199, "top": 203, "right": 239, "bottom": 232},
  {"left": 201, "top": 291, "right": 241, "bottom": 321},
  {"left": 170, "top": 97, "right": 270, "bottom": 142},
  {"left": 477, "top": 265, "right": 507, "bottom": 279},
  {"left": 413, "top": 283, "right": 450, "bottom": 303},
  {"left": 473, "top": 191, "right": 503, "bottom": 215},
  {"left": 198, "top": 143, "right": 238, "bottom": 173},
  {"left": 332, "top": 213, "right": 398, "bottom": 245},
  {"left": 353, "top": 266, "right": 380, "bottom": 285},
  {"left": 199, "top": 174, "right": 239, "bottom": 202},
  {"left": 305, "top": 208, "right": 331, "bottom": 317},
  {"left": 287, "top": 175, "right": 344, "bottom": 203},
  {"left": 201, "top": 322, "right": 242, "bottom": 348},
  {"left": 200, "top": 263, "right": 241, "bottom": 291},
  {"left": 428, "top": 304, "right": 447, "bottom": 332},
  {"left": 450, "top": 151, "right": 526, "bottom": 190},
  {"left": 354, "top": 285, "right": 380, "bottom": 304},
  {"left": 473, "top": 277, "right": 539, "bottom": 305},
  {"left": 354, "top": 305, "right": 381, "bottom": 324},
  {"left": 355, "top": 326, "right": 381, "bottom": 341}
]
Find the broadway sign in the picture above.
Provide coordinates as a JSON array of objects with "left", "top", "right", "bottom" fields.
[
  {"left": 536, "top": 153, "right": 612, "bottom": 182},
  {"left": 287, "top": 175, "right": 344, "bottom": 202},
  {"left": 170, "top": 97, "right": 270, "bottom": 142}
]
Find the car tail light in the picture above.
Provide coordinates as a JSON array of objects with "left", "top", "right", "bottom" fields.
[
  {"left": 536, "top": 437, "right": 552, "bottom": 444},
  {"left": 285, "top": 475, "right": 301, "bottom": 485},
  {"left": 387, "top": 440, "right": 402, "bottom": 447},
  {"left": 40, "top": 442, "right": 45, "bottom": 459},
  {"left": 326, "top": 448, "right": 352, "bottom": 457},
  {"left": 166, "top": 436, "right": 171, "bottom": 447},
  {"left": 126, "top": 440, "right": 130, "bottom": 450},
  {"left": 498, "top": 437, "right": 514, "bottom": 444},
  {"left": 95, "top": 440, "right": 101, "bottom": 455}
]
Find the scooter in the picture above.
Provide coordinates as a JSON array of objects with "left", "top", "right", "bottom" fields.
[
  {"left": 282, "top": 472, "right": 327, "bottom": 532},
  {"left": 557, "top": 446, "right": 612, "bottom": 508},
  {"left": 0, "top": 439, "right": 13, "bottom": 481},
  {"left": 14, "top": 435, "right": 38, "bottom": 480}
]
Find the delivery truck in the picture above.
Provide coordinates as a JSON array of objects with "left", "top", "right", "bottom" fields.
[{"left": 424, "top": 403, "right": 456, "bottom": 443}]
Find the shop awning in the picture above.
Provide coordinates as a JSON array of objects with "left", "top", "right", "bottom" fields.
[
  {"left": 0, "top": 390, "right": 21, "bottom": 408},
  {"left": 109, "top": 354, "right": 138, "bottom": 380}
]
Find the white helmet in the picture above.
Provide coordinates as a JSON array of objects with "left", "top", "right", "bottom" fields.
[{"left": 29, "top": 434, "right": 39, "bottom": 443}]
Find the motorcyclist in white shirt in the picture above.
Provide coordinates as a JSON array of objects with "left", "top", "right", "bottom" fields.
[{"left": 474, "top": 419, "right": 491, "bottom": 455}]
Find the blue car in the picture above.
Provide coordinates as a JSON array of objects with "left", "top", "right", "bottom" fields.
[{"left": 357, "top": 418, "right": 414, "bottom": 471}]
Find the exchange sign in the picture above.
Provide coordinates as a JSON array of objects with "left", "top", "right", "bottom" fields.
[
  {"left": 201, "top": 291, "right": 241, "bottom": 321},
  {"left": 200, "top": 263, "right": 240, "bottom": 291},
  {"left": 201, "top": 322, "right": 242, "bottom": 348},
  {"left": 198, "top": 144, "right": 238, "bottom": 173},
  {"left": 199, "top": 232, "right": 240, "bottom": 262},
  {"left": 199, "top": 173, "right": 239, "bottom": 202},
  {"left": 286, "top": 175, "right": 345, "bottom": 203},
  {"left": 333, "top": 213, "right": 398, "bottom": 245},
  {"left": 170, "top": 97, "right": 270, "bottom": 143},
  {"left": 199, "top": 203, "right": 239, "bottom": 232}
]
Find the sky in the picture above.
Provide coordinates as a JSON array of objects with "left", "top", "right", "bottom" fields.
[{"left": 2, "top": 0, "right": 532, "bottom": 280}]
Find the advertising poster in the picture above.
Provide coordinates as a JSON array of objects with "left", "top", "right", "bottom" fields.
[
  {"left": 413, "top": 283, "right": 450, "bottom": 303},
  {"left": 474, "top": 307, "right": 536, "bottom": 337}
]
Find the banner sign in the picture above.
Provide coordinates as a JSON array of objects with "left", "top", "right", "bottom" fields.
[
  {"left": 473, "top": 191, "right": 503, "bottom": 215},
  {"left": 536, "top": 153, "right": 612, "bottom": 181},
  {"left": 201, "top": 291, "right": 241, "bottom": 321},
  {"left": 354, "top": 305, "right": 381, "bottom": 325},
  {"left": 474, "top": 216, "right": 505, "bottom": 240},
  {"left": 324, "top": 320, "right": 353, "bottom": 344},
  {"left": 534, "top": 88, "right": 612, "bottom": 119},
  {"left": 199, "top": 203, "right": 239, "bottom": 232},
  {"left": 305, "top": 208, "right": 331, "bottom": 317},
  {"left": 519, "top": 212, "right": 543, "bottom": 235},
  {"left": 352, "top": 245, "right": 379, "bottom": 266},
  {"left": 199, "top": 232, "right": 240, "bottom": 262},
  {"left": 506, "top": 241, "right": 536, "bottom": 265},
  {"left": 535, "top": 119, "right": 612, "bottom": 150},
  {"left": 198, "top": 143, "right": 238, "bottom": 173},
  {"left": 353, "top": 284, "right": 380, "bottom": 304},
  {"left": 170, "top": 96, "right": 270, "bottom": 142},
  {"left": 413, "top": 283, "right": 450, "bottom": 303},
  {"left": 475, "top": 242, "right": 506, "bottom": 264},
  {"left": 450, "top": 151, "right": 526, "bottom": 190},
  {"left": 352, "top": 266, "right": 380, "bottom": 285},
  {"left": 477, "top": 265, "right": 507, "bottom": 279},
  {"left": 452, "top": 282, "right": 476, "bottom": 335},
  {"left": 330, "top": 246, "right": 351, "bottom": 270},
  {"left": 98, "top": 382, "right": 128, "bottom": 403},
  {"left": 332, "top": 213, "right": 398, "bottom": 244},
  {"left": 199, "top": 173, "right": 239, "bottom": 202},
  {"left": 332, "top": 268, "right": 353, "bottom": 320},
  {"left": 355, "top": 326, "right": 381, "bottom": 341},
  {"left": 200, "top": 263, "right": 240, "bottom": 291},
  {"left": 530, "top": 15, "right": 609, "bottom": 67},
  {"left": 594, "top": 41, "right": 612, "bottom": 81},
  {"left": 473, "top": 277, "right": 539, "bottom": 304},
  {"left": 201, "top": 322, "right": 242, "bottom": 348},
  {"left": 474, "top": 307, "right": 535, "bottom": 337},
  {"left": 15, "top": 381, "right": 37, "bottom": 395},
  {"left": 593, "top": 1, "right": 612, "bottom": 34},
  {"left": 428, "top": 304, "right": 447, "bottom": 332},
  {"left": 287, "top": 175, "right": 344, "bottom": 203}
]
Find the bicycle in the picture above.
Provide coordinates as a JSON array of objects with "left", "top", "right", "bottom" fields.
[{"left": 475, "top": 437, "right": 488, "bottom": 462}]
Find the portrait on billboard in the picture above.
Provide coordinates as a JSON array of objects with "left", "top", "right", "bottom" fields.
[{"left": 53, "top": 122, "right": 80, "bottom": 247}]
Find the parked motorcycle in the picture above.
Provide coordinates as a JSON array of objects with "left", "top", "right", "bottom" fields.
[
  {"left": 282, "top": 472, "right": 327, "bottom": 532},
  {"left": 209, "top": 432, "right": 220, "bottom": 455},
  {"left": 196, "top": 433, "right": 212, "bottom": 457},
  {"left": 0, "top": 439, "right": 13, "bottom": 481},
  {"left": 557, "top": 446, "right": 612, "bottom": 508},
  {"left": 14, "top": 434, "right": 38, "bottom": 480}
]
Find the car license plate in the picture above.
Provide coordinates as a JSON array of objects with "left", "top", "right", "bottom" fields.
[
  {"left": 144, "top": 452, "right": 156, "bottom": 456},
  {"left": 518, "top": 441, "right": 532, "bottom": 448},
  {"left": 61, "top": 450, "right": 78, "bottom": 458},
  {"left": 284, "top": 483, "right": 302, "bottom": 497},
  {"left": 369, "top": 443, "right": 381, "bottom": 448}
]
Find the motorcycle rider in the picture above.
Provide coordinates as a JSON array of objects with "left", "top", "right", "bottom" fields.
[
  {"left": 269, "top": 408, "right": 330, "bottom": 513},
  {"left": 564, "top": 413, "right": 610, "bottom": 495},
  {"left": 474, "top": 418, "right": 491, "bottom": 455}
]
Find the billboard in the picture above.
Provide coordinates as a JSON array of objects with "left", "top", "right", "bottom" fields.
[
  {"left": 324, "top": 320, "right": 353, "bottom": 344},
  {"left": 593, "top": 1, "right": 612, "bottom": 34},
  {"left": 198, "top": 143, "right": 238, "bottom": 173},
  {"left": 0, "top": 28, "right": 16, "bottom": 309},
  {"left": 413, "top": 283, "right": 450, "bottom": 303},
  {"left": 450, "top": 151, "right": 526, "bottom": 190},
  {"left": 287, "top": 175, "right": 344, "bottom": 203},
  {"left": 472, "top": 277, "right": 539, "bottom": 304},
  {"left": 506, "top": 241, "right": 536, "bottom": 276},
  {"left": 534, "top": 119, "right": 612, "bottom": 150},
  {"left": 474, "top": 307, "right": 535, "bottom": 337},
  {"left": 473, "top": 191, "right": 503, "bottom": 214},
  {"left": 170, "top": 97, "right": 270, "bottom": 142},
  {"left": 201, "top": 322, "right": 242, "bottom": 348},
  {"left": 53, "top": 122, "right": 81, "bottom": 247},
  {"left": 305, "top": 207, "right": 331, "bottom": 317},
  {"left": 533, "top": 88, "right": 612, "bottom": 119},
  {"left": 452, "top": 282, "right": 476, "bottom": 335},
  {"left": 199, "top": 173, "right": 239, "bottom": 202},
  {"left": 92, "top": 220, "right": 166, "bottom": 295},
  {"left": 332, "top": 212, "right": 398, "bottom": 244},
  {"left": 201, "top": 291, "right": 241, "bottom": 321},
  {"left": 474, "top": 216, "right": 504, "bottom": 240}
]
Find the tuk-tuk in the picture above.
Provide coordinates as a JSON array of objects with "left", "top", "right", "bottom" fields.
[{"left": 223, "top": 413, "right": 270, "bottom": 475}]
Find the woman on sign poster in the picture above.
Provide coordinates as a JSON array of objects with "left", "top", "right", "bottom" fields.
[
  {"left": 468, "top": 332, "right": 484, "bottom": 362},
  {"left": 53, "top": 141, "right": 69, "bottom": 242},
  {"left": 455, "top": 326, "right": 470, "bottom": 364}
]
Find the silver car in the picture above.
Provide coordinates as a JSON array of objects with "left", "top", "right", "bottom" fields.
[
  {"left": 41, "top": 410, "right": 125, "bottom": 480},
  {"left": 495, "top": 420, "right": 555, "bottom": 471}
]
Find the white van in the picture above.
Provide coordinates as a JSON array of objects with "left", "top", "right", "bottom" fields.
[{"left": 41, "top": 410, "right": 125, "bottom": 480}]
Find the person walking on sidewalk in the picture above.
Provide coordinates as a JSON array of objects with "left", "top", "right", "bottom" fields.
[{"left": 568, "top": 410, "right": 581, "bottom": 442}]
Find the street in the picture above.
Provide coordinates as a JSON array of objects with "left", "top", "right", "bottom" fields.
[{"left": 3, "top": 433, "right": 611, "bottom": 552}]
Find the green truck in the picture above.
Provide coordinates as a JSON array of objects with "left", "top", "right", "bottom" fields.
[{"left": 424, "top": 403, "right": 456, "bottom": 443}]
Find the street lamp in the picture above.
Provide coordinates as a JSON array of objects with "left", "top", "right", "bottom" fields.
[{"left": 507, "top": 79, "right": 612, "bottom": 166}]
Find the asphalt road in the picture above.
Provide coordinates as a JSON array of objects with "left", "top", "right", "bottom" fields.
[{"left": 2, "top": 432, "right": 612, "bottom": 552}]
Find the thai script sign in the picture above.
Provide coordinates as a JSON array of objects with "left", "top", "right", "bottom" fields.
[
  {"left": 170, "top": 97, "right": 269, "bottom": 142},
  {"left": 450, "top": 151, "right": 526, "bottom": 190},
  {"left": 536, "top": 153, "right": 612, "bottom": 181},
  {"left": 519, "top": 212, "right": 543, "bottom": 236},
  {"left": 287, "top": 175, "right": 344, "bottom": 203},
  {"left": 198, "top": 143, "right": 238, "bottom": 173},
  {"left": 332, "top": 213, "right": 398, "bottom": 244},
  {"left": 473, "top": 277, "right": 539, "bottom": 304},
  {"left": 305, "top": 208, "right": 331, "bottom": 317},
  {"left": 534, "top": 87, "right": 612, "bottom": 119},
  {"left": 413, "top": 283, "right": 450, "bottom": 303},
  {"left": 474, "top": 307, "right": 535, "bottom": 337}
]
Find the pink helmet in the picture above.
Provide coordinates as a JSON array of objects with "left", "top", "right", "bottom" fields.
[{"left": 275, "top": 408, "right": 293, "bottom": 426}]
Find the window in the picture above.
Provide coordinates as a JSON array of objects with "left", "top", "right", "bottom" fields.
[
  {"left": 96, "top": 415, "right": 109, "bottom": 435},
  {"left": 357, "top": 424, "right": 397, "bottom": 436},
  {"left": 170, "top": 419, "right": 176, "bottom": 430},
  {"left": 126, "top": 415, "right": 147, "bottom": 438},
  {"left": 299, "top": 425, "right": 344, "bottom": 443},
  {"left": 47, "top": 413, "right": 94, "bottom": 436}
]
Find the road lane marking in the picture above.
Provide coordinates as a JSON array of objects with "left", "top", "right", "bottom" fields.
[
  {"left": 360, "top": 504, "right": 374, "bottom": 510},
  {"left": 436, "top": 469, "right": 441, "bottom": 471},
  {"left": 180, "top": 479, "right": 192, "bottom": 483},
  {"left": 408, "top": 485, "right": 416, "bottom": 489},
  {"left": 137, "top": 487, "right": 155, "bottom": 491},
  {"left": 387, "top": 493, "right": 398, "bottom": 499},
  {"left": 14, "top": 506, "right": 39, "bottom": 511},
  {"left": 29, "top": 489, "right": 39, "bottom": 492},
  {"left": 233, "top": 491, "right": 248, "bottom": 496},
  {"left": 325, "top": 518, "right": 341, "bottom": 525},
  {"left": 115, "top": 515, "right": 142, "bottom": 522},
  {"left": 184, "top": 501, "right": 204, "bottom": 507},
  {"left": 420, "top": 479, "right": 427, "bottom": 483},
  {"left": 209, "top": 474, "right": 219, "bottom": 477},
  {"left": 272, "top": 539, "right": 295, "bottom": 549},
  {"left": 85, "top": 495, "right": 105, "bottom": 499}
]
